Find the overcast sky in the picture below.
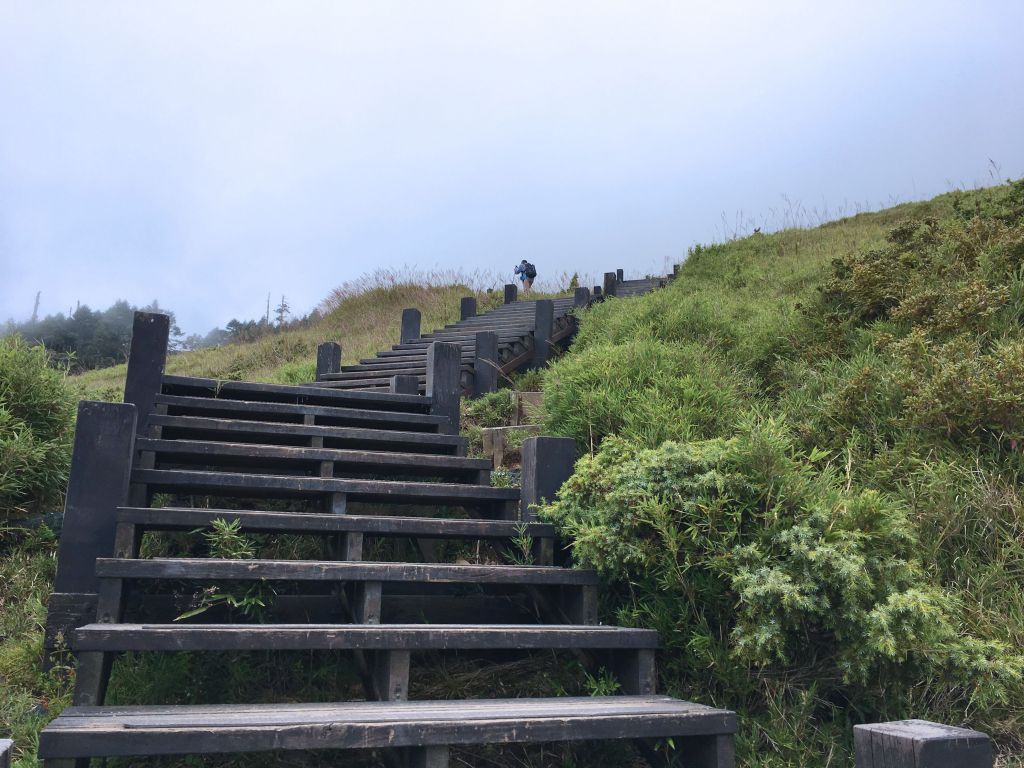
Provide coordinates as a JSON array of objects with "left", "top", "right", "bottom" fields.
[{"left": 2, "top": 1, "right": 1023, "bottom": 334}]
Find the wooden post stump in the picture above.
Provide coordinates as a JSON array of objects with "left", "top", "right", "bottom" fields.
[
  {"left": 316, "top": 342, "right": 342, "bottom": 379},
  {"left": 460, "top": 296, "right": 477, "bottom": 320},
  {"left": 531, "top": 299, "right": 554, "bottom": 369},
  {"left": 603, "top": 272, "right": 617, "bottom": 297},
  {"left": 426, "top": 342, "right": 461, "bottom": 435},
  {"left": 616, "top": 268, "right": 624, "bottom": 282},
  {"left": 473, "top": 331, "right": 499, "bottom": 397},
  {"left": 391, "top": 374, "right": 420, "bottom": 395},
  {"left": 401, "top": 308, "right": 422, "bottom": 344},
  {"left": 573, "top": 287, "right": 591, "bottom": 308},
  {"left": 504, "top": 283, "right": 518, "bottom": 304},
  {"left": 520, "top": 436, "right": 576, "bottom": 521},
  {"left": 123, "top": 311, "right": 169, "bottom": 436},
  {"left": 854, "top": 720, "right": 992, "bottom": 768}
]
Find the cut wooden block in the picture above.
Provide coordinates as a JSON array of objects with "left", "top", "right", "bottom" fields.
[{"left": 854, "top": 720, "right": 992, "bottom": 768}]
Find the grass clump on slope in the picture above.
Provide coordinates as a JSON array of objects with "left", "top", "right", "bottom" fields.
[{"left": 540, "top": 180, "right": 1024, "bottom": 765}]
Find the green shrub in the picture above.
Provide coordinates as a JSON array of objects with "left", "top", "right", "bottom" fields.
[
  {"left": 0, "top": 336, "right": 75, "bottom": 517},
  {"left": 540, "top": 421, "right": 1023, "bottom": 756}
]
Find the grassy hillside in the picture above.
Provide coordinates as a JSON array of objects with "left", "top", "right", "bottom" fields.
[{"left": 540, "top": 180, "right": 1024, "bottom": 766}]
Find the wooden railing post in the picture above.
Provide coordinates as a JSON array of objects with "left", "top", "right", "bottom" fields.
[
  {"left": 504, "top": 283, "right": 518, "bottom": 304},
  {"left": 520, "top": 436, "right": 576, "bottom": 521},
  {"left": 390, "top": 375, "right": 420, "bottom": 395},
  {"left": 426, "top": 342, "right": 461, "bottom": 435},
  {"left": 123, "top": 311, "right": 169, "bottom": 435},
  {"left": 854, "top": 721, "right": 992, "bottom": 768},
  {"left": 603, "top": 272, "right": 617, "bottom": 298},
  {"left": 45, "top": 401, "right": 137, "bottom": 660},
  {"left": 593, "top": 285, "right": 603, "bottom": 298},
  {"left": 473, "top": 331, "right": 499, "bottom": 397},
  {"left": 531, "top": 299, "right": 554, "bottom": 369},
  {"left": 400, "top": 308, "right": 421, "bottom": 344},
  {"left": 616, "top": 268, "right": 624, "bottom": 282},
  {"left": 460, "top": 297, "right": 477, "bottom": 320},
  {"left": 316, "top": 342, "right": 342, "bottom": 380},
  {"left": 573, "top": 287, "right": 591, "bottom": 308}
]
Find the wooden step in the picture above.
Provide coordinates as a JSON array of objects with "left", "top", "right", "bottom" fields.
[
  {"left": 72, "top": 623, "right": 656, "bottom": 652},
  {"left": 131, "top": 469, "right": 519, "bottom": 514},
  {"left": 114, "top": 507, "right": 554, "bottom": 551},
  {"left": 39, "top": 696, "right": 736, "bottom": 761},
  {"left": 161, "top": 375, "right": 431, "bottom": 413},
  {"left": 136, "top": 439, "right": 489, "bottom": 483},
  {"left": 318, "top": 365, "right": 470, "bottom": 382},
  {"left": 147, "top": 415, "right": 466, "bottom": 455},
  {"left": 153, "top": 394, "right": 445, "bottom": 432},
  {"left": 95, "top": 557, "right": 599, "bottom": 589}
]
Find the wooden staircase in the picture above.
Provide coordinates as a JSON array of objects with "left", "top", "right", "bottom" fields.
[
  {"left": 313, "top": 271, "right": 674, "bottom": 396},
  {"left": 40, "top": 310, "right": 733, "bottom": 767}
]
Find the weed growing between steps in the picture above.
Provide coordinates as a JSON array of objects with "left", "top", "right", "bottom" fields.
[{"left": 539, "top": 180, "right": 1024, "bottom": 765}]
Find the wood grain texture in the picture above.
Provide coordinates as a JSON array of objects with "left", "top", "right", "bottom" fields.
[{"left": 39, "top": 696, "right": 737, "bottom": 759}]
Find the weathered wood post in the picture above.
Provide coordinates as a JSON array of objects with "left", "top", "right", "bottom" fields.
[
  {"left": 460, "top": 296, "right": 477, "bottom": 320},
  {"left": 390, "top": 374, "right": 420, "bottom": 395},
  {"left": 531, "top": 299, "right": 554, "bottom": 369},
  {"left": 616, "top": 268, "right": 624, "bottom": 282},
  {"left": 316, "top": 342, "right": 342, "bottom": 380},
  {"left": 603, "top": 272, "right": 617, "bottom": 298},
  {"left": 854, "top": 721, "right": 992, "bottom": 768},
  {"left": 504, "top": 283, "right": 518, "bottom": 304},
  {"left": 400, "top": 308, "right": 421, "bottom": 344},
  {"left": 573, "top": 287, "right": 591, "bottom": 308},
  {"left": 520, "top": 436, "right": 576, "bottom": 521},
  {"left": 402, "top": 746, "right": 450, "bottom": 768},
  {"left": 426, "top": 342, "right": 461, "bottom": 435},
  {"left": 593, "top": 285, "right": 602, "bottom": 298},
  {"left": 45, "top": 402, "right": 137, "bottom": 661},
  {"left": 123, "top": 311, "right": 169, "bottom": 435},
  {"left": 473, "top": 331, "right": 499, "bottom": 397}
]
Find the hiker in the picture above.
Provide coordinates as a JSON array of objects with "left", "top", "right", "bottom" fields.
[{"left": 514, "top": 260, "right": 537, "bottom": 294}]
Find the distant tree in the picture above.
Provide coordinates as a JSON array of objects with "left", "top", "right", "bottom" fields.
[{"left": 274, "top": 296, "right": 290, "bottom": 328}]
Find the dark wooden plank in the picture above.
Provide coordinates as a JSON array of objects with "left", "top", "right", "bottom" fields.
[
  {"left": 73, "top": 623, "right": 659, "bottom": 652},
  {"left": 401, "top": 308, "right": 421, "bottom": 344},
  {"left": 94, "top": 557, "right": 600, "bottom": 585},
  {"left": 131, "top": 468, "right": 517, "bottom": 508},
  {"left": 116, "top": 507, "right": 554, "bottom": 539},
  {"left": 136, "top": 438, "right": 487, "bottom": 479},
  {"left": 154, "top": 394, "right": 444, "bottom": 431},
  {"left": 161, "top": 375, "right": 432, "bottom": 412},
  {"left": 148, "top": 415, "right": 465, "bottom": 455},
  {"left": 39, "top": 696, "right": 736, "bottom": 758}
]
